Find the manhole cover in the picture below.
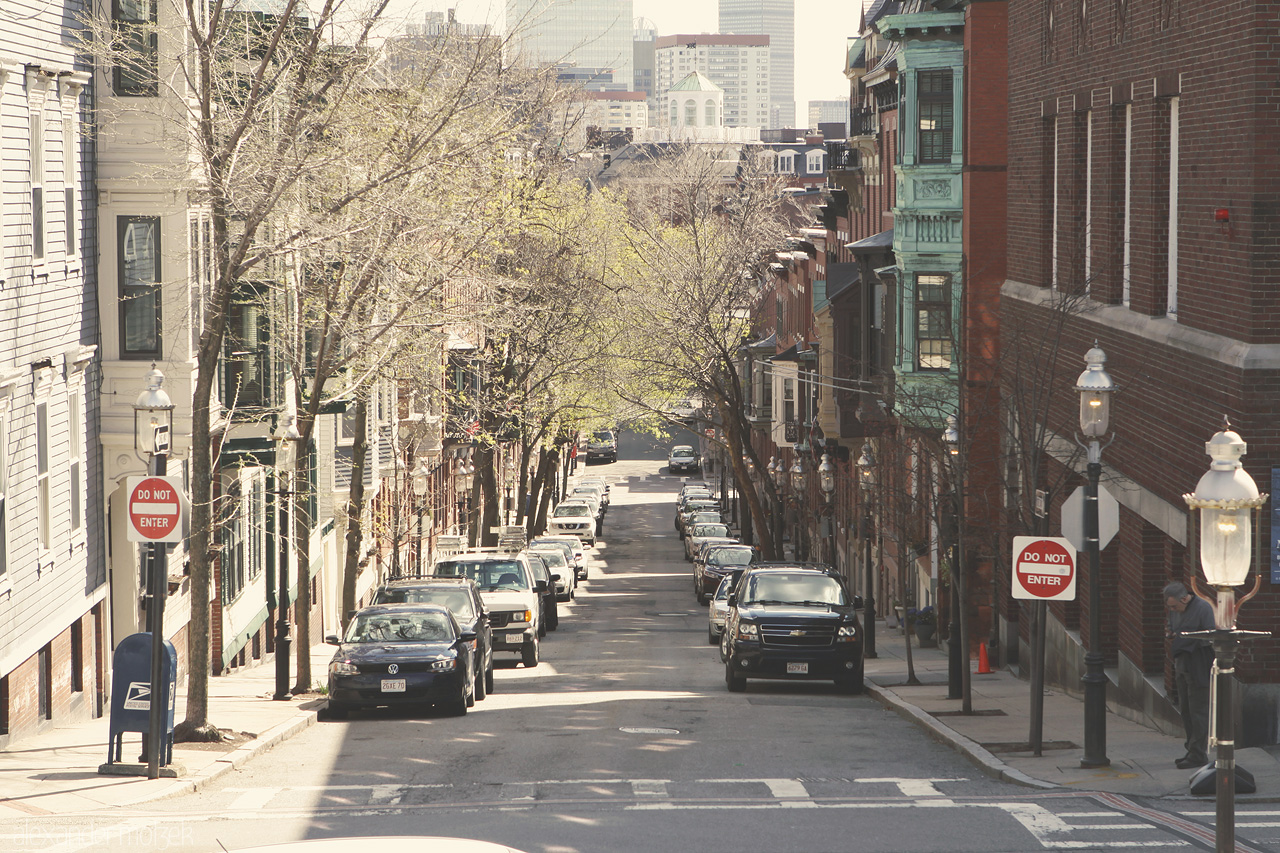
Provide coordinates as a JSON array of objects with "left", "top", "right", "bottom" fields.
[{"left": 619, "top": 726, "right": 680, "bottom": 735}]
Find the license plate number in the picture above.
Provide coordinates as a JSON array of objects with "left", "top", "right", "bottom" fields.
[
  {"left": 786, "top": 663, "right": 808, "bottom": 675},
  {"left": 381, "top": 678, "right": 406, "bottom": 692},
  {"left": 506, "top": 632, "right": 525, "bottom": 643}
]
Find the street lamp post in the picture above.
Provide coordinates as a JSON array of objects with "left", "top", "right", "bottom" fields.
[
  {"left": 790, "top": 457, "right": 806, "bottom": 560},
  {"left": 134, "top": 366, "right": 173, "bottom": 779},
  {"left": 503, "top": 456, "right": 516, "bottom": 526},
  {"left": 1076, "top": 344, "right": 1115, "bottom": 768},
  {"left": 943, "top": 415, "right": 966, "bottom": 703},
  {"left": 858, "top": 444, "right": 877, "bottom": 659},
  {"left": 454, "top": 456, "right": 469, "bottom": 535},
  {"left": 818, "top": 453, "right": 835, "bottom": 565},
  {"left": 1182, "top": 419, "right": 1269, "bottom": 853},
  {"left": 412, "top": 460, "right": 429, "bottom": 576},
  {"left": 273, "top": 414, "right": 301, "bottom": 702}
]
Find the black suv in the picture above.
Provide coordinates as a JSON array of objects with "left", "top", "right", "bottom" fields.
[
  {"left": 722, "top": 563, "right": 864, "bottom": 694},
  {"left": 371, "top": 577, "right": 494, "bottom": 700}
]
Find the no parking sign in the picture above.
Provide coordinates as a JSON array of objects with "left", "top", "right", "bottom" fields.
[{"left": 1011, "top": 536, "right": 1077, "bottom": 601}]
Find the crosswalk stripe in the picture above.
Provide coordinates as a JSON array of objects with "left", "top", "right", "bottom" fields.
[{"left": 228, "top": 787, "right": 282, "bottom": 812}]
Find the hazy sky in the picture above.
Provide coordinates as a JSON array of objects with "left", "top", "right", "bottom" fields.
[{"left": 379, "top": 1, "right": 864, "bottom": 113}]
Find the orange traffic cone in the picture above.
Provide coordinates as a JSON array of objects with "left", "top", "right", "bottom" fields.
[{"left": 977, "top": 642, "right": 992, "bottom": 674}]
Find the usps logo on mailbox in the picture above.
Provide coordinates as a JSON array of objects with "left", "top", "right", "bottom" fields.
[
  {"left": 126, "top": 476, "right": 185, "bottom": 543},
  {"left": 1012, "top": 536, "right": 1077, "bottom": 602},
  {"left": 122, "top": 681, "right": 151, "bottom": 711}
]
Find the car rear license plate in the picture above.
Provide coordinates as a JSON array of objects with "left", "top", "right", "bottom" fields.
[
  {"left": 506, "top": 632, "right": 525, "bottom": 643},
  {"left": 787, "top": 663, "right": 808, "bottom": 675},
  {"left": 381, "top": 678, "right": 406, "bottom": 692}
]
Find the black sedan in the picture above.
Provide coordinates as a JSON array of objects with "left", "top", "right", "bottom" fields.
[
  {"left": 325, "top": 604, "right": 476, "bottom": 718},
  {"left": 371, "top": 577, "right": 494, "bottom": 699}
]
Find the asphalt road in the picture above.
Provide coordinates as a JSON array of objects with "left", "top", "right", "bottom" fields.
[{"left": 19, "top": 429, "right": 1277, "bottom": 852}]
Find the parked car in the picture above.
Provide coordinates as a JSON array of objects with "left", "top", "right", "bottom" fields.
[
  {"left": 526, "top": 541, "right": 577, "bottom": 601},
  {"left": 563, "top": 493, "right": 602, "bottom": 521},
  {"left": 585, "top": 430, "right": 618, "bottom": 463},
  {"left": 523, "top": 552, "right": 559, "bottom": 632},
  {"left": 685, "top": 522, "right": 731, "bottom": 560},
  {"left": 668, "top": 399, "right": 699, "bottom": 422},
  {"left": 695, "top": 544, "right": 759, "bottom": 604},
  {"left": 569, "top": 483, "right": 608, "bottom": 512},
  {"left": 548, "top": 502, "right": 596, "bottom": 545},
  {"left": 667, "top": 445, "right": 701, "bottom": 473},
  {"left": 430, "top": 553, "right": 546, "bottom": 667},
  {"left": 371, "top": 577, "right": 494, "bottom": 699},
  {"left": 325, "top": 604, "right": 476, "bottom": 718},
  {"left": 708, "top": 570, "right": 747, "bottom": 648},
  {"left": 676, "top": 499, "right": 719, "bottom": 534},
  {"left": 531, "top": 535, "right": 589, "bottom": 579},
  {"left": 722, "top": 564, "right": 865, "bottom": 694},
  {"left": 575, "top": 476, "right": 610, "bottom": 506}
]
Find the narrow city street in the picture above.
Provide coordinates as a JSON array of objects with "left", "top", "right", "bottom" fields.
[{"left": 4, "top": 432, "right": 1276, "bottom": 853}]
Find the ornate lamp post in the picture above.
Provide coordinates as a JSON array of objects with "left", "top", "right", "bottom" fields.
[
  {"left": 134, "top": 366, "right": 174, "bottom": 779},
  {"left": 818, "top": 452, "right": 835, "bottom": 566},
  {"left": 1076, "top": 344, "right": 1115, "bottom": 768},
  {"left": 412, "top": 460, "right": 429, "bottom": 576},
  {"left": 454, "top": 456, "right": 468, "bottom": 534},
  {"left": 273, "top": 413, "right": 301, "bottom": 702},
  {"left": 1182, "top": 419, "right": 1269, "bottom": 853},
  {"left": 790, "top": 457, "right": 806, "bottom": 560},
  {"left": 943, "top": 415, "right": 966, "bottom": 703},
  {"left": 503, "top": 456, "right": 516, "bottom": 526},
  {"left": 858, "top": 444, "right": 877, "bottom": 659}
]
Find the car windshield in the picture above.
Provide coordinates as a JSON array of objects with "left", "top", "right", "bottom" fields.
[
  {"left": 742, "top": 573, "right": 847, "bottom": 606},
  {"left": 708, "top": 549, "right": 754, "bottom": 567},
  {"left": 692, "top": 524, "right": 729, "bottom": 538},
  {"left": 592, "top": 432, "right": 614, "bottom": 443},
  {"left": 344, "top": 611, "right": 453, "bottom": 643},
  {"left": 671, "top": 447, "right": 695, "bottom": 458},
  {"left": 374, "top": 587, "right": 475, "bottom": 620},
  {"left": 529, "top": 548, "right": 568, "bottom": 569},
  {"left": 554, "top": 505, "right": 591, "bottom": 518},
  {"left": 434, "top": 559, "right": 529, "bottom": 592}
]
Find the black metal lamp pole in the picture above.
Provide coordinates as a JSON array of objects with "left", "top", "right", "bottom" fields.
[
  {"left": 857, "top": 445, "right": 876, "bottom": 658},
  {"left": 1076, "top": 345, "right": 1114, "bottom": 769},
  {"left": 942, "top": 417, "right": 963, "bottom": 701},
  {"left": 273, "top": 415, "right": 300, "bottom": 701}
]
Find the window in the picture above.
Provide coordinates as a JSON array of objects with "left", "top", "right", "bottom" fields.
[
  {"left": 669, "top": 101, "right": 677, "bottom": 125},
  {"left": 704, "top": 99, "right": 716, "bottom": 125},
  {"left": 224, "top": 281, "right": 273, "bottom": 408},
  {"left": 1122, "top": 104, "right": 1132, "bottom": 306},
  {"left": 112, "top": 0, "right": 159, "bottom": 96},
  {"left": 777, "top": 151, "right": 794, "bottom": 172},
  {"left": 1167, "top": 96, "right": 1179, "bottom": 317},
  {"left": 783, "top": 377, "right": 795, "bottom": 423},
  {"left": 63, "top": 84, "right": 79, "bottom": 259},
  {"left": 917, "top": 70, "right": 953, "bottom": 163},
  {"left": 70, "top": 620, "right": 83, "bottom": 693},
  {"left": 119, "top": 217, "right": 161, "bottom": 358},
  {"left": 36, "top": 402, "right": 50, "bottom": 551},
  {"left": 249, "top": 473, "right": 265, "bottom": 581},
  {"left": 684, "top": 99, "right": 696, "bottom": 125},
  {"left": 915, "top": 273, "right": 952, "bottom": 370},
  {"left": 189, "top": 215, "right": 212, "bottom": 354},
  {"left": 221, "top": 475, "right": 245, "bottom": 602},
  {"left": 69, "top": 390, "right": 82, "bottom": 531},
  {"left": 30, "top": 103, "right": 45, "bottom": 261},
  {"left": 806, "top": 149, "right": 825, "bottom": 174}
]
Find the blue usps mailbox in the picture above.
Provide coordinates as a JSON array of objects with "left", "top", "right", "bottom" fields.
[{"left": 105, "top": 632, "right": 177, "bottom": 765}]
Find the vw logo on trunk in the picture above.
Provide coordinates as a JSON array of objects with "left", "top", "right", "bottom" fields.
[{"left": 387, "top": 663, "right": 399, "bottom": 674}]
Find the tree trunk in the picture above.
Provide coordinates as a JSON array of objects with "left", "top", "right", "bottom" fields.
[
  {"left": 534, "top": 449, "right": 558, "bottom": 536},
  {"left": 477, "top": 444, "right": 500, "bottom": 546},
  {"left": 340, "top": 397, "right": 370, "bottom": 632}
]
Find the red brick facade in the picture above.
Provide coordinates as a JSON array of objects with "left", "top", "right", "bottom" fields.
[
  {"left": 1005, "top": 0, "right": 1280, "bottom": 740},
  {"left": 0, "top": 606, "right": 106, "bottom": 747}
]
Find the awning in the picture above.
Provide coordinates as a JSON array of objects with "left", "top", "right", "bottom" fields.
[
  {"left": 747, "top": 332, "right": 777, "bottom": 351},
  {"left": 845, "top": 227, "right": 894, "bottom": 253}
]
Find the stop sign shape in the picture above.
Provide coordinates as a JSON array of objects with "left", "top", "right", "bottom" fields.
[
  {"left": 1011, "top": 536, "right": 1077, "bottom": 601},
  {"left": 126, "top": 476, "right": 185, "bottom": 543}
]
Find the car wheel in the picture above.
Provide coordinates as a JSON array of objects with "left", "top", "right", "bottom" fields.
[
  {"left": 719, "top": 633, "right": 730, "bottom": 663},
  {"left": 547, "top": 600, "right": 559, "bottom": 631},
  {"left": 324, "top": 701, "right": 348, "bottom": 720},
  {"left": 446, "top": 684, "right": 468, "bottom": 717},
  {"left": 466, "top": 677, "right": 476, "bottom": 708},
  {"left": 474, "top": 657, "right": 487, "bottom": 701},
  {"left": 838, "top": 659, "right": 866, "bottom": 694},
  {"left": 708, "top": 624, "right": 720, "bottom": 645},
  {"left": 485, "top": 663, "right": 495, "bottom": 694},
  {"left": 726, "top": 662, "right": 746, "bottom": 692},
  {"left": 522, "top": 636, "right": 540, "bottom": 667}
]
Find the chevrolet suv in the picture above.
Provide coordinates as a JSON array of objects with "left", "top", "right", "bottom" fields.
[
  {"left": 430, "top": 552, "right": 546, "bottom": 668},
  {"left": 723, "top": 564, "right": 864, "bottom": 694}
]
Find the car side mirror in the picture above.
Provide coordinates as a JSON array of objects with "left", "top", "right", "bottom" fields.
[
  {"left": 851, "top": 594, "right": 864, "bottom": 609},
  {"left": 325, "top": 634, "right": 342, "bottom": 646},
  {"left": 457, "top": 632, "right": 477, "bottom": 644},
  {"left": 535, "top": 580, "right": 548, "bottom": 593},
  {"left": 727, "top": 593, "right": 737, "bottom": 607},
  {"left": 551, "top": 572, "right": 561, "bottom": 582}
]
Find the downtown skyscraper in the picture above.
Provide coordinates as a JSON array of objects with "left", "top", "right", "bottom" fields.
[
  {"left": 506, "top": 0, "right": 635, "bottom": 91},
  {"left": 719, "top": 0, "right": 794, "bottom": 127}
]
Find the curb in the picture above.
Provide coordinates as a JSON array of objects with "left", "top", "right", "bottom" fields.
[
  {"left": 865, "top": 680, "right": 1059, "bottom": 790},
  {"left": 112, "top": 702, "right": 323, "bottom": 808}
]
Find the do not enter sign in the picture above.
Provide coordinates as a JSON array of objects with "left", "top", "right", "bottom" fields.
[
  {"left": 1011, "top": 536, "right": 1077, "bottom": 601},
  {"left": 126, "top": 476, "right": 185, "bottom": 543}
]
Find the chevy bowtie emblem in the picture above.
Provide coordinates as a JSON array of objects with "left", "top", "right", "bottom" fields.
[
  {"left": 387, "top": 664, "right": 399, "bottom": 674},
  {"left": 789, "top": 630, "right": 806, "bottom": 637}
]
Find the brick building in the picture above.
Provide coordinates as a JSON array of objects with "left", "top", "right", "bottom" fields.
[{"left": 1004, "top": 0, "right": 1280, "bottom": 741}]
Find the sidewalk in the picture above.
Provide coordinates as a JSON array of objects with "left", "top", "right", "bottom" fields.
[
  {"left": 865, "top": 623, "right": 1280, "bottom": 800},
  {"left": 0, "top": 643, "right": 332, "bottom": 817},
  {"left": 4, "top": 631, "right": 1279, "bottom": 818}
]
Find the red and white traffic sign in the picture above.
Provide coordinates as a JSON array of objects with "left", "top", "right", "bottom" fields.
[
  {"left": 1011, "top": 536, "right": 1077, "bottom": 601},
  {"left": 126, "top": 476, "right": 185, "bottom": 543}
]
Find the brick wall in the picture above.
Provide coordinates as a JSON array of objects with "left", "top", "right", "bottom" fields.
[{"left": 1, "top": 609, "right": 101, "bottom": 747}]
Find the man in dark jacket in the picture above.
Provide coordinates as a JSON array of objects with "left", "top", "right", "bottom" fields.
[{"left": 1164, "top": 581, "right": 1216, "bottom": 769}]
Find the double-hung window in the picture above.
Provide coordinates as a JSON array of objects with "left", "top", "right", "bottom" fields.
[
  {"left": 36, "top": 402, "right": 50, "bottom": 551},
  {"left": 915, "top": 273, "right": 953, "bottom": 370},
  {"left": 69, "top": 391, "right": 83, "bottom": 532},
  {"left": 917, "top": 71, "right": 954, "bottom": 164},
  {"left": 112, "top": 0, "right": 159, "bottom": 96},
  {"left": 29, "top": 98, "right": 45, "bottom": 261},
  {"left": 120, "top": 217, "right": 161, "bottom": 358},
  {"left": 63, "top": 82, "right": 79, "bottom": 259}
]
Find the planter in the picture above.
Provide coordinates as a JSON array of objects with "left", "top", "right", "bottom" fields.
[{"left": 915, "top": 621, "right": 937, "bottom": 646}]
